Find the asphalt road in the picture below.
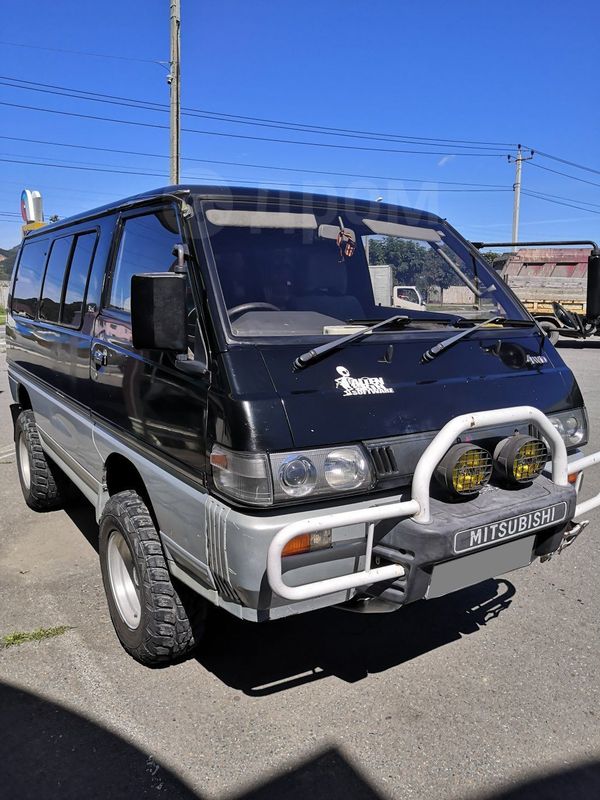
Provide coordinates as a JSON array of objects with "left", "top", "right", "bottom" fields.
[{"left": 1, "top": 340, "right": 600, "bottom": 800}]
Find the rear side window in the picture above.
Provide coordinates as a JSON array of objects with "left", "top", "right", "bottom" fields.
[
  {"left": 109, "top": 208, "right": 180, "bottom": 312},
  {"left": 63, "top": 232, "right": 97, "bottom": 327},
  {"left": 38, "top": 230, "right": 97, "bottom": 327},
  {"left": 12, "top": 238, "right": 49, "bottom": 318},
  {"left": 40, "top": 236, "right": 74, "bottom": 323}
]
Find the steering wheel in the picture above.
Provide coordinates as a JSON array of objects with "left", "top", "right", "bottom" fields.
[
  {"left": 228, "top": 302, "right": 281, "bottom": 320},
  {"left": 553, "top": 302, "right": 584, "bottom": 334}
]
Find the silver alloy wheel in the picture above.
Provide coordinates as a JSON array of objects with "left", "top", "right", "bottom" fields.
[
  {"left": 18, "top": 434, "right": 31, "bottom": 491},
  {"left": 106, "top": 530, "right": 142, "bottom": 630}
]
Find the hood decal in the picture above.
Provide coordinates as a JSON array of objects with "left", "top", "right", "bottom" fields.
[{"left": 334, "top": 365, "right": 395, "bottom": 397}]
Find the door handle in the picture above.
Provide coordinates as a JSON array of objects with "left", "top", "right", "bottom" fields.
[{"left": 92, "top": 346, "right": 108, "bottom": 368}]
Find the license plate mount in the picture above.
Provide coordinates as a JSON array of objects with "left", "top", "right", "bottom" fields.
[{"left": 428, "top": 535, "right": 535, "bottom": 599}]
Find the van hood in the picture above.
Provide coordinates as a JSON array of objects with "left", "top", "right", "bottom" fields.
[{"left": 258, "top": 332, "right": 582, "bottom": 448}]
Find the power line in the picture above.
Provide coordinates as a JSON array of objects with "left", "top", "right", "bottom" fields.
[
  {"left": 0, "top": 76, "right": 505, "bottom": 151},
  {"left": 0, "top": 100, "right": 509, "bottom": 157},
  {"left": 0, "top": 176, "right": 116, "bottom": 200},
  {"left": 0, "top": 135, "right": 509, "bottom": 188},
  {"left": 532, "top": 148, "right": 600, "bottom": 178},
  {"left": 0, "top": 155, "right": 513, "bottom": 193},
  {"left": 524, "top": 188, "right": 600, "bottom": 209},
  {"left": 0, "top": 74, "right": 517, "bottom": 149},
  {"left": 524, "top": 160, "right": 600, "bottom": 189},
  {"left": 0, "top": 40, "right": 165, "bottom": 65},
  {"left": 1, "top": 151, "right": 165, "bottom": 175},
  {"left": 521, "top": 190, "right": 600, "bottom": 216},
  {"left": 0, "top": 155, "right": 163, "bottom": 178}
]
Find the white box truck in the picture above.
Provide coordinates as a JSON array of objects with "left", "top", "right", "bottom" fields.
[{"left": 369, "top": 264, "right": 424, "bottom": 310}]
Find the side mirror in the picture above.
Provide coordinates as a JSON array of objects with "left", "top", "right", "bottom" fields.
[{"left": 131, "top": 273, "right": 187, "bottom": 351}]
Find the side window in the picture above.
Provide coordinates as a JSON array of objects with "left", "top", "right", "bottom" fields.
[
  {"left": 62, "top": 232, "right": 97, "bottom": 327},
  {"left": 109, "top": 208, "right": 180, "bottom": 312},
  {"left": 39, "top": 236, "right": 74, "bottom": 323},
  {"left": 11, "top": 238, "right": 49, "bottom": 318}
]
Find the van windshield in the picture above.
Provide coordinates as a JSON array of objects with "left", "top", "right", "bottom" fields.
[{"left": 201, "top": 201, "right": 526, "bottom": 338}]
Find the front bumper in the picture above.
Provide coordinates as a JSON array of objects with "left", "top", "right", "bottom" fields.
[
  {"left": 367, "top": 476, "right": 575, "bottom": 607},
  {"left": 267, "top": 405, "right": 600, "bottom": 604}
]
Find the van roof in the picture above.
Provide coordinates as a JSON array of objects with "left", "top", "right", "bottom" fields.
[{"left": 23, "top": 185, "right": 444, "bottom": 239}]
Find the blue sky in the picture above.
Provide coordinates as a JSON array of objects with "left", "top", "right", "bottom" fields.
[{"left": 1, "top": 0, "right": 599, "bottom": 249}]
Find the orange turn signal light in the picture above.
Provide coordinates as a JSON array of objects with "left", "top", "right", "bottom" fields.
[
  {"left": 209, "top": 452, "right": 228, "bottom": 469},
  {"left": 281, "top": 530, "right": 332, "bottom": 557},
  {"left": 568, "top": 472, "right": 579, "bottom": 485},
  {"left": 282, "top": 534, "right": 312, "bottom": 557}
]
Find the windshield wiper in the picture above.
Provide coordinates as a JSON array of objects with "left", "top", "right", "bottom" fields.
[
  {"left": 421, "top": 317, "right": 537, "bottom": 364},
  {"left": 293, "top": 315, "right": 411, "bottom": 371},
  {"left": 347, "top": 316, "right": 456, "bottom": 326}
]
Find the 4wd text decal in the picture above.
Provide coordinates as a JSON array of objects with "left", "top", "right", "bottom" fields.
[
  {"left": 334, "top": 366, "right": 394, "bottom": 397},
  {"left": 526, "top": 354, "right": 548, "bottom": 366}
]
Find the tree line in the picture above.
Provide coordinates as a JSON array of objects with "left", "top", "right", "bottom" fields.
[{"left": 368, "top": 237, "right": 500, "bottom": 293}]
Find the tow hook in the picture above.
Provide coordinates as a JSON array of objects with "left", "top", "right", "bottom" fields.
[{"left": 540, "top": 519, "right": 589, "bottom": 562}]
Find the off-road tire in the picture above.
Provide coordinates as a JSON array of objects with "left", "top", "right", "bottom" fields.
[
  {"left": 99, "top": 490, "right": 206, "bottom": 666},
  {"left": 15, "top": 410, "right": 64, "bottom": 511}
]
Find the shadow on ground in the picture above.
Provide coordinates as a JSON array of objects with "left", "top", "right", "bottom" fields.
[
  {"left": 0, "top": 680, "right": 382, "bottom": 800},
  {"left": 64, "top": 495, "right": 517, "bottom": 696},
  {"left": 2, "top": 680, "right": 600, "bottom": 800},
  {"left": 557, "top": 338, "right": 600, "bottom": 349},
  {"left": 199, "top": 578, "right": 515, "bottom": 695},
  {"left": 65, "top": 493, "right": 100, "bottom": 552}
]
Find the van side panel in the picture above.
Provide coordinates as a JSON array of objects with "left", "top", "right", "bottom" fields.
[
  {"left": 89, "top": 205, "right": 211, "bottom": 480},
  {"left": 7, "top": 215, "right": 118, "bottom": 483}
]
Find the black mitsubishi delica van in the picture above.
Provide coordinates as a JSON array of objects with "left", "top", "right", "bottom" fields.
[{"left": 6, "top": 186, "right": 599, "bottom": 666}]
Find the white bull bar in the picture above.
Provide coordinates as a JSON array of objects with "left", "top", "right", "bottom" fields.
[{"left": 266, "top": 406, "right": 600, "bottom": 601}]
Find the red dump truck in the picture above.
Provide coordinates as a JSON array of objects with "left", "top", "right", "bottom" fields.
[{"left": 474, "top": 240, "right": 600, "bottom": 344}]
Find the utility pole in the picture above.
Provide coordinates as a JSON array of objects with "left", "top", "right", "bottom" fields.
[
  {"left": 508, "top": 144, "right": 534, "bottom": 250},
  {"left": 169, "top": 0, "right": 181, "bottom": 184}
]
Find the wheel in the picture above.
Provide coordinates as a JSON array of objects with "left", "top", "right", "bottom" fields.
[
  {"left": 552, "top": 302, "right": 583, "bottom": 334},
  {"left": 539, "top": 321, "right": 559, "bottom": 345},
  {"left": 15, "top": 410, "right": 65, "bottom": 511},
  {"left": 99, "top": 490, "right": 206, "bottom": 666}
]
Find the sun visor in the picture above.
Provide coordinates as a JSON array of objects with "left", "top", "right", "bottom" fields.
[
  {"left": 362, "top": 219, "right": 444, "bottom": 242},
  {"left": 205, "top": 210, "right": 318, "bottom": 229}
]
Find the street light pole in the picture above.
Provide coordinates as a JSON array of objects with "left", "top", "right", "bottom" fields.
[{"left": 169, "top": 0, "right": 181, "bottom": 184}]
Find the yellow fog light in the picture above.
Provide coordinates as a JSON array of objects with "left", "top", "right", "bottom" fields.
[
  {"left": 494, "top": 434, "right": 548, "bottom": 485},
  {"left": 435, "top": 444, "right": 493, "bottom": 496}
]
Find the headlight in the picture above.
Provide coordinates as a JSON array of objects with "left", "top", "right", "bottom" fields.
[
  {"left": 324, "top": 448, "right": 371, "bottom": 490},
  {"left": 435, "top": 444, "right": 493, "bottom": 496},
  {"left": 494, "top": 434, "right": 548, "bottom": 484},
  {"left": 547, "top": 408, "right": 588, "bottom": 448},
  {"left": 278, "top": 455, "right": 317, "bottom": 497},
  {"left": 211, "top": 443, "right": 373, "bottom": 506},
  {"left": 271, "top": 444, "right": 373, "bottom": 503}
]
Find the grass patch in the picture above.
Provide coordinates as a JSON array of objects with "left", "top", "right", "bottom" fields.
[
  {"left": 1, "top": 625, "right": 72, "bottom": 649},
  {"left": 0, "top": 307, "right": 5, "bottom": 325}
]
